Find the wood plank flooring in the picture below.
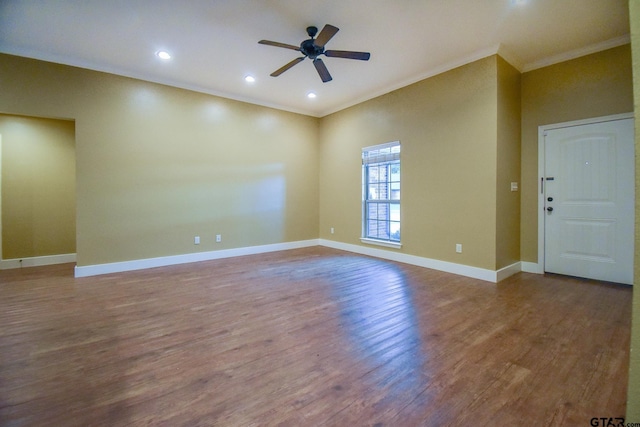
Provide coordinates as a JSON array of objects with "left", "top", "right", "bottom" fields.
[{"left": 0, "top": 246, "right": 632, "bottom": 426}]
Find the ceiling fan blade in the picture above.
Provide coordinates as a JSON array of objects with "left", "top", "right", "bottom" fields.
[
  {"left": 313, "top": 58, "right": 332, "bottom": 83},
  {"left": 270, "top": 57, "right": 305, "bottom": 77},
  {"left": 258, "top": 40, "right": 300, "bottom": 51},
  {"left": 313, "top": 24, "right": 339, "bottom": 48},
  {"left": 325, "top": 50, "right": 371, "bottom": 61}
]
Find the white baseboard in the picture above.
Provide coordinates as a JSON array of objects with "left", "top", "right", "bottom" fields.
[
  {"left": 521, "top": 261, "right": 544, "bottom": 274},
  {"left": 496, "top": 262, "right": 522, "bottom": 282},
  {"left": 74, "top": 239, "right": 320, "bottom": 278},
  {"left": 0, "top": 253, "right": 77, "bottom": 270},
  {"left": 73, "top": 238, "right": 542, "bottom": 282},
  {"left": 319, "top": 239, "right": 519, "bottom": 283}
]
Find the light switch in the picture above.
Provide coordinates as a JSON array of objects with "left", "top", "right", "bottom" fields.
[{"left": 510, "top": 182, "right": 518, "bottom": 192}]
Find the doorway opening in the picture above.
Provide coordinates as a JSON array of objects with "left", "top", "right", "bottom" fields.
[{"left": 0, "top": 114, "right": 76, "bottom": 269}]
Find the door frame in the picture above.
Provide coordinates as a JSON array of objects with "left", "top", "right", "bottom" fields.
[{"left": 536, "top": 112, "right": 634, "bottom": 275}]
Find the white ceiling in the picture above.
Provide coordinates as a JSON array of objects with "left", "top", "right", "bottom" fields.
[{"left": 0, "top": 0, "right": 630, "bottom": 117}]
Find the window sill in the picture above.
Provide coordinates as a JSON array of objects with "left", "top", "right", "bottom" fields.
[{"left": 360, "top": 238, "right": 402, "bottom": 249}]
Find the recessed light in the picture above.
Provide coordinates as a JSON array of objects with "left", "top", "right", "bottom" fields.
[
  {"left": 244, "top": 75, "right": 256, "bottom": 83},
  {"left": 156, "top": 51, "right": 171, "bottom": 60},
  {"left": 307, "top": 92, "right": 317, "bottom": 99}
]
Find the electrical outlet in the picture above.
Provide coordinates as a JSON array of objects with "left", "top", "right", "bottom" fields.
[
  {"left": 330, "top": 227, "right": 334, "bottom": 234},
  {"left": 194, "top": 236, "right": 200, "bottom": 245},
  {"left": 455, "top": 243, "right": 462, "bottom": 253},
  {"left": 216, "top": 234, "right": 222, "bottom": 243}
]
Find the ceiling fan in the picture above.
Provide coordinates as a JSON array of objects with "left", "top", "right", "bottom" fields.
[{"left": 258, "top": 24, "right": 370, "bottom": 83}]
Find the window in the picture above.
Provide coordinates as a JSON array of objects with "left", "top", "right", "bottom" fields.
[{"left": 362, "top": 141, "right": 400, "bottom": 246}]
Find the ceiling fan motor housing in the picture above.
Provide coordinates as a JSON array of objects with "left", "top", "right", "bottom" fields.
[{"left": 300, "top": 39, "right": 323, "bottom": 59}]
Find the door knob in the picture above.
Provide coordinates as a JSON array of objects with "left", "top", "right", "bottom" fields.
[
  {"left": 547, "top": 197, "right": 553, "bottom": 202},
  {"left": 547, "top": 207, "right": 553, "bottom": 212}
]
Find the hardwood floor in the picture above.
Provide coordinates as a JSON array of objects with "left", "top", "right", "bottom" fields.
[{"left": 0, "top": 247, "right": 632, "bottom": 426}]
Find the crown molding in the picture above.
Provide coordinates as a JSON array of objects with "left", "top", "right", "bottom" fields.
[
  {"left": 319, "top": 45, "right": 503, "bottom": 117},
  {"left": 521, "top": 34, "right": 630, "bottom": 73}
]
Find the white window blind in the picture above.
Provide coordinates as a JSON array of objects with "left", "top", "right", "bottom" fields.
[{"left": 362, "top": 141, "right": 401, "bottom": 165}]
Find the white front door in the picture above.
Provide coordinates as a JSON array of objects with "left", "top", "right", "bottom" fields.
[{"left": 543, "top": 117, "right": 634, "bottom": 285}]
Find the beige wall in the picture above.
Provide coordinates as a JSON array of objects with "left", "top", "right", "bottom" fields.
[
  {"left": 628, "top": 0, "right": 640, "bottom": 420},
  {"left": 520, "top": 45, "right": 634, "bottom": 263},
  {"left": 0, "top": 54, "right": 320, "bottom": 266},
  {"left": 0, "top": 41, "right": 633, "bottom": 271},
  {"left": 319, "top": 56, "right": 501, "bottom": 270},
  {"left": 496, "top": 57, "right": 522, "bottom": 269},
  {"left": 0, "top": 114, "right": 76, "bottom": 258}
]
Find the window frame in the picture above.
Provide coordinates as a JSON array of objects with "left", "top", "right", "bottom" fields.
[{"left": 361, "top": 141, "right": 401, "bottom": 248}]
